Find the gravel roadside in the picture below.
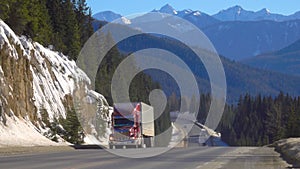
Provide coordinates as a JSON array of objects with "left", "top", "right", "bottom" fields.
[
  {"left": 0, "top": 146, "right": 75, "bottom": 156},
  {"left": 272, "top": 138, "right": 300, "bottom": 168}
]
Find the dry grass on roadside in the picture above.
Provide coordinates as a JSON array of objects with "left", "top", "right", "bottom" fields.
[{"left": 0, "top": 146, "right": 75, "bottom": 156}]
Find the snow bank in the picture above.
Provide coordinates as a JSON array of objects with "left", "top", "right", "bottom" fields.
[
  {"left": 0, "top": 116, "right": 59, "bottom": 147},
  {"left": 168, "top": 122, "right": 185, "bottom": 147}
]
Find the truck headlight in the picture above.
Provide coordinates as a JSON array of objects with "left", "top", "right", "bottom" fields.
[{"left": 109, "top": 135, "right": 114, "bottom": 141}]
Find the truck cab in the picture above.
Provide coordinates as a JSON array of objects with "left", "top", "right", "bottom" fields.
[{"left": 109, "top": 102, "right": 154, "bottom": 149}]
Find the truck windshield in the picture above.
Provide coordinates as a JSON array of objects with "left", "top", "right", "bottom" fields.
[{"left": 114, "top": 119, "right": 134, "bottom": 127}]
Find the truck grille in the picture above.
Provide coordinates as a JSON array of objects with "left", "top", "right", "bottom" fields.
[{"left": 114, "top": 131, "right": 130, "bottom": 141}]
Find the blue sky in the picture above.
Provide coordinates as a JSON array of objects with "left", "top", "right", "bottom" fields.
[{"left": 86, "top": 0, "right": 300, "bottom": 16}]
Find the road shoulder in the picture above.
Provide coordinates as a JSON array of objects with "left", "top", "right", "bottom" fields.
[
  {"left": 272, "top": 138, "right": 300, "bottom": 168},
  {"left": 0, "top": 146, "right": 75, "bottom": 156},
  {"left": 197, "top": 147, "right": 291, "bottom": 169}
]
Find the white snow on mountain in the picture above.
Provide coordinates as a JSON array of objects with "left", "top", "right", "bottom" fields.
[
  {"left": 121, "top": 17, "right": 132, "bottom": 24},
  {"left": 259, "top": 8, "right": 271, "bottom": 15},
  {"left": 93, "top": 11, "right": 122, "bottom": 22},
  {"left": 193, "top": 11, "right": 201, "bottom": 16},
  {"left": 212, "top": 5, "right": 297, "bottom": 22},
  {"left": 93, "top": 4, "right": 300, "bottom": 26},
  {"left": 93, "top": 11, "right": 132, "bottom": 25},
  {"left": 154, "top": 4, "right": 178, "bottom": 15},
  {"left": 113, "top": 16, "right": 132, "bottom": 25},
  {"left": 177, "top": 9, "right": 193, "bottom": 17}
]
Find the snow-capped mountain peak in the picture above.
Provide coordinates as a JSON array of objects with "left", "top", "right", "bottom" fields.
[
  {"left": 213, "top": 5, "right": 248, "bottom": 21},
  {"left": 225, "top": 5, "right": 244, "bottom": 13},
  {"left": 93, "top": 11, "right": 122, "bottom": 22},
  {"left": 120, "top": 17, "right": 131, "bottom": 24},
  {"left": 93, "top": 11, "right": 131, "bottom": 24},
  {"left": 193, "top": 11, "right": 201, "bottom": 16},
  {"left": 213, "top": 5, "right": 288, "bottom": 22},
  {"left": 176, "top": 9, "right": 193, "bottom": 17},
  {"left": 257, "top": 8, "right": 271, "bottom": 15},
  {"left": 158, "top": 4, "right": 178, "bottom": 15},
  {"left": 184, "top": 9, "right": 193, "bottom": 14}
]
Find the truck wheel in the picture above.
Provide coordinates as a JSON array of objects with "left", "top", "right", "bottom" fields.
[
  {"left": 144, "top": 137, "right": 153, "bottom": 148},
  {"left": 109, "top": 145, "right": 116, "bottom": 149},
  {"left": 150, "top": 137, "right": 154, "bottom": 147}
]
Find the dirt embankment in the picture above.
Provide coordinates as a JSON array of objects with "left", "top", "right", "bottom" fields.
[
  {"left": 0, "top": 146, "right": 75, "bottom": 156},
  {"left": 272, "top": 138, "right": 300, "bottom": 167}
]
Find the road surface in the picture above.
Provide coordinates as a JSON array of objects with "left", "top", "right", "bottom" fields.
[{"left": 0, "top": 147, "right": 290, "bottom": 169}]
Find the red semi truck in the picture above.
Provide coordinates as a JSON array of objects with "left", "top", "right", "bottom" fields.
[{"left": 109, "top": 102, "right": 155, "bottom": 149}]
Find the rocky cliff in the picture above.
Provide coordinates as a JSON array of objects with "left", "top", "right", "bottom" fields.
[{"left": 0, "top": 20, "right": 105, "bottom": 146}]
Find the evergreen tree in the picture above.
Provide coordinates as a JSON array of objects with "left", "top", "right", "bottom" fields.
[
  {"left": 5, "top": 0, "right": 29, "bottom": 35},
  {"left": 0, "top": 0, "right": 15, "bottom": 20},
  {"left": 60, "top": 108, "right": 84, "bottom": 144},
  {"left": 180, "top": 96, "right": 189, "bottom": 112},
  {"left": 46, "top": 0, "right": 66, "bottom": 51},
  {"left": 286, "top": 107, "right": 298, "bottom": 137},
  {"left": 189, "top": 95, "right": 198, "bottom": 113},
  {"left": 73, "top": 0, "right": 94, "bottom": 46},
  {"left": 2, "top": 0, "right": 94, "bottom": 60},
  {"left": 168, "top": 92, "right": 179, "bottom": 112},
  {"left": 25, "top": 0, "right": 53, "bottom": 45},
  {"left": 62, "top": 0, "right": 81, "bottom": 60}
]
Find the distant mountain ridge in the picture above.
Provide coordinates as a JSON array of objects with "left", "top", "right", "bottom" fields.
[
  {"left": 93, "top": 4, "right": 220, "bottom": 28},
  {"left": 213, "top": 5, "right": 300, "bottom": 22},
  {"left": 242, "top": 39, "right": 300, "bottom": 76},
  {"left": 202, "top": 19, "right": 300, "bottom": 60},
  {"left": 93, "top": 4, "right": 300, "bottom": 23},
  {"left": 92, "top": 11, "right": 122, "bottom": 22}
]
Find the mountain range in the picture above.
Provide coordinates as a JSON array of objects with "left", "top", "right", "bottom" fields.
[
  {"left": 213, "top": 5, "right": 300, "bottom": 22},
  {"left": 93, "top": 4, "right": 300, "bottom": 23},
  {"left": 202, "top": 19, "right": 300, "bottom": 60},
  {"left": 92, "top": 4, "right": 300, "bottom": 60},
  {"left": 91, "top": 4, "right": 300, "bottom": 101},
  {"left": 92, "top": 11, "right": 122, "bottom": 22}
]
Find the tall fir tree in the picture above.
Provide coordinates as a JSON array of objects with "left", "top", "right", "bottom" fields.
[
  {"left": 62, "top": 0, "right": 81, "bottom": 60},
  {"left": 5, "top": 0, "right": 29, "bottom": 35},
  {"left": 25, "top": 0, "right": 53, "bottom": 45},
  {"left": 73, "top": 0, "right": 94, "bottom": 46},
  {"left": 0, "top": 0, "right": 16, "bottom": 20}
]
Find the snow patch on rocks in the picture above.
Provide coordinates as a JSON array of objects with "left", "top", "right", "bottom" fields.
[
  {"left": 0, "top": 116, "right": 60, "bottom": 147},
  {"left": 272, "top": 138, "right": 300, "bottom": 166}
]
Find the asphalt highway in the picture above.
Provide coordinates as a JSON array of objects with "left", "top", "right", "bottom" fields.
[{"left": 0, "top": 147, "right": 290, "bottom": 169}]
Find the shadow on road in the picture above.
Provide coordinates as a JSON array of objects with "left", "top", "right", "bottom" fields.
[{"left": 71, "top": 145, "right": 105, "bottom": 149}]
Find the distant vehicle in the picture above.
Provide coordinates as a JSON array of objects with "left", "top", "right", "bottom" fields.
[{"left": 109, "top": 102, "right": 155, "bottom": 149}]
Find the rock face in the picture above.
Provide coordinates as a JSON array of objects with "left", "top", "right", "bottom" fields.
[
  {"left": 0, "top": 21, "right": 36, "bottom": 122},
  {"left": 273, "top": 138, "right": 300, "bottom": 167},
  {"left": 0, "top": 19, "right": 106, "bottom": 146}
]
